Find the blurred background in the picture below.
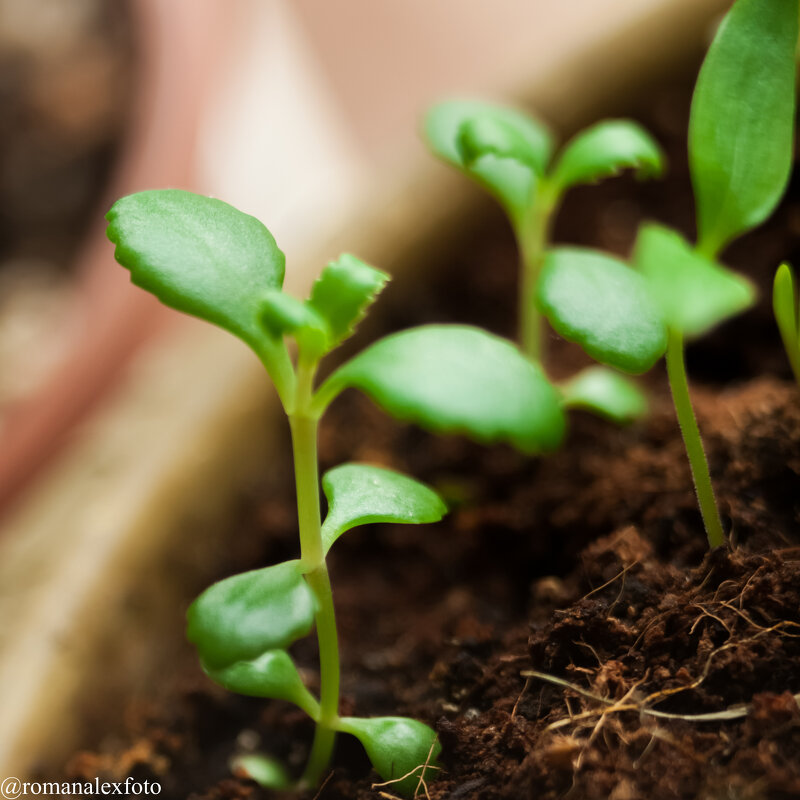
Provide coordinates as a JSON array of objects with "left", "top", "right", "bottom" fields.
[{"left": 0, "top": 0, "right": 721, "bottom": 517}]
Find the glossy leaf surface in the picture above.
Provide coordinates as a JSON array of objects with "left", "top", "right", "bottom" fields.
[
  {"left": 339, "top": 716, "right": 441, "bottom": 796},
  {"left": 561, "top": 366, "right": 648, "bottom": 424},
  {"left": 689, "top": 0, "right": 798, "bottom": 254},
  {"left": 634, "top": 224, "right": 755, "bottom": 339},
  {"left": 321, "top": 463, "right": 447, "bottom": 554},
  {"left": 424, "top": 99, "right": 552, "bottom": 214},
  {"left": 204, "top": 650, "right": 320, "bottom": 719},
  {"left": 186, "top": 560, "right": 315, "bottom": 670},
  {"left": 537, "top": 248, "right": 667, "bottom": 374},
  {"left": 551, "top": 120, "right": 664, "bottom": 191},
  {"left": 107, "top": 190, "right": 285, "bottom": 354},
  {"left": 320, "top": 325, "right": 566, "bottom": 454},
  {"left": 309, "top": 254, "right": 389, "bottom": 347}
]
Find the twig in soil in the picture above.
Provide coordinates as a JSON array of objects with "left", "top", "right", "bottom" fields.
[
  {"left": 510, "top": 676, "right": 531, "bottom": 721},
  {"left": 688, "top": 604, "right": 733, "bottom": 637},
  {"left": 310, "top": 771, "right": 334, "bottom": 800},
  {"left": 579, "top": 561, "right": 639, "bottom": 603}
]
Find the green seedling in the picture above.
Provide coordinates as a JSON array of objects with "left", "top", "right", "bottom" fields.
[
  {"left": 774, "top": 263, "right": 800, "bottom": 386},
  {"left": 535, "top": 0, "right": 798, "bottom": 548},
  {"left": 424, "top": 97, "right": 664, "bottom": 424},
  {"left": 106, "top": 189, "right": 566, "bottom": 794}
]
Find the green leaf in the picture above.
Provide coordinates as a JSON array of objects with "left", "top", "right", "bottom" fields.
[
  {"left": 458, "top": 115, "right": 549, "bottom": 171},
  {"left": 321, "top": 463, "right": 447, "bottom": 555},
  {"left": 338, "top": 716, "right": 441, "bottom": 796},
  {"left": 561, "top": 366, "right": 648, "bottom": 424},
  {"left": 309, "top": 254, "right": 389, "bottom": 347},
  {"left": 186, "top": 560, "right": 316, "bottom": 670},
  {"left": 231, "top": 754, "right": 292, "bottom": 790},
  {"left": 318, "top": 325, "right": 566, "bottom": 454},
  {"left": 774, "top": 263, "right": 800, "bottom": 383},
  {"left": 260, "top": 289, "right": 330, "bottom": 358},
  {"left": 550, "top": 119, "right": 664, "bottom": 191},
  {"left": 633, "top": 224, "right": 756, "bottom": 338},
  {"left": 204, "top": 650, "right": 320, "bottom": 720},
  {"left": 106, "top": 189, "right": 285, "bottom": 355},
  {"left": 688, "top": 0, "right": 798, "bottom": 255},
  {"left": 424, "top": 99, "right": 553, "bottom": 216},
  {"left": 536, "top": 248, "right": 667, "bottom": 374}
]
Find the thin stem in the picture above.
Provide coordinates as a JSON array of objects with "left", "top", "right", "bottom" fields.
[
  {"left": 665, "top": 330, "right": 725, "bottom": 548},
  {"left": 516, "top": 184, "right": 557, "bottom": 364},
  {"left": 289, "top": 356, "right": 341, "bottom": 789}
]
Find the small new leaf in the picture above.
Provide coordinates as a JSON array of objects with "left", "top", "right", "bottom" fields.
[
  {"left": 321, "top": 463, "right": 447, "bottom": 555},
  {"left": 689, "top": 0, "right": 798, "bottom": 255},
  {"left": 537, "top": 248, "right": 667, "bottom": 374},
  {"left": 634, "top": 224, "right": 756, "bottom": 338},
  {"left": 773, "top": 263, "right": 800, "bottom": 384},
  {"left": 308, "top": 254, "right": 389, "bottom": 347},
  {"left": 318, "top": 325, "right": 566, "bottom": 454},
  {"left": 186, "top": 560, "right": 316, "bottom": 670},
  {"left": 424, "top": 99, "right": 553, "bottom": 216},
  {"left": 260, "top": 290, "right": 330, "bottom": 357},
  {"left": 550, "top": 119, "right": 665, "bottom": 192},
  {"left": 204, "top": 650, "right": 320, "bottom": 720},
  {"left": 338, "top": 716, "right": 441, "bottom": 796},
  {"left": 561, "top": 366, "right": 648, "bottom": 424}
]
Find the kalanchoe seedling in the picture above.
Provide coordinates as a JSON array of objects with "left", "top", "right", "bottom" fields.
[
  {"left": 536, "top": 0, "right": 798, "bottom": 548},
  {"left": 424, "top": 97, "right": 665, "bottom": 424},
  {"left": 774, "top": 263, "right": 800, "bottom": 386},
  {"left": 106, "top": 189, "right": 566, "bottom": 794}
]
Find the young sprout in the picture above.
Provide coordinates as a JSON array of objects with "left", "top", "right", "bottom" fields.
[
  {"left": 536, "top": 0, "right": 798, "bottom": 548},
  {"left": 774, "top": 263, "right": 800, "bottom": 386},
  {"left": 106, "top": 189, "right": 565, "bottom": 794},
  {"left": 423, "top": 97, "right": 664, "bottom": 424}
]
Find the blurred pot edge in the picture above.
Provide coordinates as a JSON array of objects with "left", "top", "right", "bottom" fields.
[{"left": 0, "top": 0, "right": 725, "bottom": 779}]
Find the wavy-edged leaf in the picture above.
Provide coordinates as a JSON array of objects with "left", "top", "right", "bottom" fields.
[
  {"left": 537, "top": 248, "right": 667, "bottom": 374},
  {"left": 318, "top": 325, "right": 566, "bottom": 454},
  {"left": 321, "top": 463, "right": 447, "bottom": 555},
  {"left": 186, "top": 560, "right": 316, "bottom": 670},
  {"left": 689, "top": 0, "right": 798, "bottom": 255},
  {"left": 424, "top": 99, "right": 553, "bottom": 215},
  {"left": 338, "top": 716, "right": 441, "bottom": 796},
  {"left": 260, "top": 289, "right": 329, "bottom": 357},
  {"left": 774, "top": 263, "right": 800, "bottom": 383},
  {"left": 107, "top": 190, "right": 285, "bottom": 353},
  {"left": 309, "top": 254, "right": 389, "bottom": 347},
  {"left": 561, "top": 366, "right": 648, "bottom": 424},
  {"left": 204, "top": 650, "right": 320, "bottom": 720},
  {"left": 634, "top": 224, "right": 756, "bottom": 339},
  {"left": 550, "top": 120, "right": 664, "bottom": 191}
]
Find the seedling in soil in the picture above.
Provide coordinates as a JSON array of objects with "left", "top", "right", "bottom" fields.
[
  {"left": 536, "top": 0, "right": 798, "bottom": 548},
  {"left": 106, "top": 189, "right": 566, "bottom": 794},
  {"left": 774, "top": 263, "right": 800, "bottom": 386},
  {"left": 424, "top": 98, "right": 664, "bottom": 424}
]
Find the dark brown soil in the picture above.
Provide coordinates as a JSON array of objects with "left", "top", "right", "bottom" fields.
[{"left": 65, "top": 64, "right": 800, "bottom": 799}]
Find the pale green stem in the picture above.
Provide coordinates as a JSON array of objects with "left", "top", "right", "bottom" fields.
[
  {"left": 665, "top": 330, "right": 725, "bottom": 548},
  {"left": 290, "top": 357, "right": 341, "bottom": 788},
  {"left": 515, "top": 184, "right": 557, "bottom": 364}
]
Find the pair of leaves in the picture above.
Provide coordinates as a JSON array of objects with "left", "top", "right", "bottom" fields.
[
  {"left": 774, "top": 264, "right": 800, "bottom": 384},
  {"left": 536, "top": 224, "right": 755, "bottom": 375},
  {"left": 424, "top": 99, "right": 663, "bottom": 219},
  {"left": 689, "top": 0, "right": 798, "bottom": 256},
  {"left": 261, "top": 253, "right": 389, "bottom": 359},
  {"left": 107, "top": 190, "right": 387, "bottom": 378}
]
